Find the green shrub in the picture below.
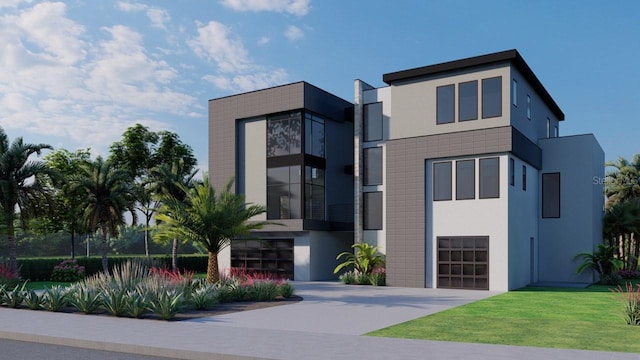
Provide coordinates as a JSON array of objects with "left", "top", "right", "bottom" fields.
[
  {"left": 147, "top": 289, "right": 183, "bottom": 320},
  {"left": 334, "top": 243, "right": 386, "bottom": 285},
  {"left": 0, "top": 262, "right": 20, "bottom": 288},
  {"left": 41, "top": 286, "right": 69, "bottom": 312},
  {"left": 68, "top": 285, "right": 102, "bottom": 314},
  {"left": 278, "top": 282, "right": 295, "bottom": 298},
  {"left": 101, "top": 287, "right": 128, "bottom": 317},
  {"left": 24, "top": 290, "right": 43, "bottom": 310},
  {"left": 249, "top": 281, "right": 280, "bottom": 301},
  {"left": 191, "top": 284, "right": 217, "bottom": 310},
  {"left": 51, "top": 259, "right": 85, "bottom": 282}
]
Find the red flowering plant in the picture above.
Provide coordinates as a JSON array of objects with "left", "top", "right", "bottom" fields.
[
  {"left": 0, "top": 262, "right": 20, "bottom": 288},
  {"left": 51, "top": 259, "right": 85, "bottom": 282}
]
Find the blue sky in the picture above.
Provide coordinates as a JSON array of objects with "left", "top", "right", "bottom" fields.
[{"left": 1, "top": 0, "right": 639, "bottom": 174}]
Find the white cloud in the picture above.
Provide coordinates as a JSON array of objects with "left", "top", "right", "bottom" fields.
[
  {"left": 220, "top": 0, "right": 310, "bottom": 16},
  {"left": 203, "top": 69, "right": 288, "bottom": 92},
  {"left": 284, "top": 25, "right": 303, "bottom": 41},
  {"left": 0, "top": 0, "right": 32, "bottom": 9},
  {"left": 258, "top": 36, "right": 270, "bottom": 45},
  {"left": 188, "top": 21, "right": 251, "bottom": 73},
  {"left": 116, "top": 1, "right": 170, "bottom": 29}
]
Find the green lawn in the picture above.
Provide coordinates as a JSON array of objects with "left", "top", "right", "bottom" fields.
[
  {"left": 23, "top": 281, "right": 72, "bottom": 290},
  {"left": 368, "top": 282, "right": 640, "bottom": 353}
]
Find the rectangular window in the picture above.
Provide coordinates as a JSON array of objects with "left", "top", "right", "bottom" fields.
[
  {"left": 433, "top": 161, "right": 452, "bottom": 201},
  {"left": 522, "top": 165, "right": 527, "bottom": 191},
  {"left": 456, "top": 160, "right": 475, "bottom": 200},
  {"left": 267, "top": 112, "right": 301, "bottom": 157},
  {"left": 364, "top": 102, "right": 383, "bottom": 141},
  {"left": 458, "top": 81, "right": 478, "bottom": 121},
  {"left": 526, "top": 95, "right": 531, "bottom": 120},
  {"left": 267, "top": 166, "right": 301, "bottom": 219},
  {"left": 509, "top": 158, "right": 515, "bottom": 186},
  {"left": 363, "top": 192, "right": 383, "bottom": 230},
  {"left": 546, "top": 117, "right": 550, "bottom": 138},
  {"left": 304, "top": 113, "right": 325, "bottom": 158},
  {"left": 364, "top": 147, "right": 383, "bottom": 186},
  {"left": 482, "top": 77, "right": 502, "bottom": 118},
  {"left": 512, "top": 79, "right": 517, "bottom": 107},
  {"left": 554, "top": 125, "right": 558, "bottom": 137},
  {"left": 304, "top": 166, "right": 325, "bottom": 220},
  {"left": 479, "top": 158, "right": 500, "bottom": 199},
  {"left": 437, "top": 84, "right": 455, "bottom": 124},
  {"left": 542, "top": 173, "right": 560, "bottom": 218}
]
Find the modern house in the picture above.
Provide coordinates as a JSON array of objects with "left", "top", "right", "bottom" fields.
[{"left": 209, "top": 49, "right": 604, "bottom": 291}]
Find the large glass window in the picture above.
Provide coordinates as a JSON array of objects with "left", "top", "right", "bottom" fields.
[
  {"left": 456, "top": 160, "right": 475, "bottom": 200},
  {"left": 542, "top": 173, "right": 560, "bottom": 218},
  {"left": 434, "top": 161, "right": 452, "bottom": 201},
  {"left": 304, "top": 113, "right": 325, "bottom": 158},
  {"left": 267, "top": 112, "right": 301, "bottom": 157},
  {"left": 267, "top": 166, "right": 301, "bottom": 219},
  {"left": 482, "top": 77, "right": 502, "bottom": 119},
  {"left": 364, "top": 147, "right": 383, "bottom": 186},
  {"left": 437, "top": 84, "right": 455, "bottom": 124},
  {"left": 364, "top": 102, "right": 383, "bottom": 141},
  {"left": 305, "top": 166, "right": 325, "bottom": 220},
  {"left": 479, "top": 158, "right": 500, "bottom": 199},
  {"left": 459, "top": 81, "right": 478, "bottom": 121},
  {"left": 363, "top": 192, "right": 383, "bottom": 230}
]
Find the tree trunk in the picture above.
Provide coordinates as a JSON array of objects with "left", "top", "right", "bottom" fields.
[
  {"left": 70, "top": 229, "right": 76, "bottom": 260},
  {"left": 144, "top": 213, "right": 151, "bottom": 258},
  {"left": 171, "top": 238, "right": 178, "bottom": 272},
  {"left": 206, "top": 251, "right": 219, "bottom": 284},
  {"left": 7, "top": 223, "right": 17, "bottom": 275},
  {"left": 100, "top": 224, "right": 109, "bottom": 274}
]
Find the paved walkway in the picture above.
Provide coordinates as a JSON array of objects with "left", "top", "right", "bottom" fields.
[{"left": 0, "top": 282, "right": 636, "bottom": 360}]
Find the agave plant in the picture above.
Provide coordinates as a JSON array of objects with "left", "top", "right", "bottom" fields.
[
  {"left": 147, "top": 288, "right": 183, "bottom": 320},
  {"left": 24, "top": 290, "right": 43, "bottom": 310},
  {"left": 191, "top": 284, "right": 218, "bottom": 310},
  {"left": 42, "top": 286, "right": 69, "bottom": 312},
  {"left": 101, "top": 287, "right": 128, "bottom": 317},
  {"left": 3, "top": 282, "right": 27, "bottom": 308},
  {"left": 125, "top": 289, "right": 149, "bottom": 318},
  {"left": 68, "top": 285, "right": 102, "bottom": 314}
]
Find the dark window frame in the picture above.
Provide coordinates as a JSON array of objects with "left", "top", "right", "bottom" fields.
[
  {"left": 436, "top": 84, "right": 455, "bottom": 125},
  {"left": 363, "top": 191, "right": 383, "bottom": 230},
  {"left": 542, "top": 172, "right": 561, "bottom": 218},
  {"left": 512, "top": 78, "right": 517, "bottom": 107},
  {"left": 522, "top": 165, "right": 527, "bottom": 191},
  {"left": 456, "top": 160, "right": 475, "bottom": 200},
  {"left": 479, "top": 157, "right": 500, "bottom": 199},
  {"left": 458, "top": 80, "right": 478, "bottom": 121},
  {"left": 363, "top": 102, "right": 383, "bottom": 142},
  {"left": 509, "top": 158, "right": 515, "bottom": 187},
  {"left": 433, "top": 161, "right": 453, "bottom": 201},
  {"left": 363, "top": 147, "right": 383, "bottom": 186},
  {"left": 526, "top": 95, "right": 531, "bottom": 120},
  {"left": 482, "top": 76, "right": 502, "bottom": 119}
]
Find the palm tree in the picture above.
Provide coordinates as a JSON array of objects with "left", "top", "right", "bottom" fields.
[
  {"left": 148, "top": 159, "right": 199, "bottom": 271},
  {"left": 0, "top": 128, "right": 54, "bottom": 273},
  {"left": 73, "top": 157, "right": 137, "bottom": 273},
  {"left": 605, "top": 155, "right": 640, "bottom": 207},
  {"left": 156, "top": 177, "right": 270, "bottom": 283}
]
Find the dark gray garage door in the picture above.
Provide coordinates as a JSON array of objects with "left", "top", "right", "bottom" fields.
[{"left": 437, "top": 236, "right": 489, "bottom": 290}]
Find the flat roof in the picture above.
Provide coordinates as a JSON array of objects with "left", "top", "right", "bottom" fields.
[{"left": 382, "top": 49, "right": 564, "bottom": 120}]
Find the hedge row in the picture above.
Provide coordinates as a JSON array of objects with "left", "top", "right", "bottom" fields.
[{"left": 17, "top": 255, "right": 208, "bottom": 281}]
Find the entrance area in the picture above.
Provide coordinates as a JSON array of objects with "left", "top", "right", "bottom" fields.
[{"left": 437, "top": 236, "right": 489, "bottom": 290}]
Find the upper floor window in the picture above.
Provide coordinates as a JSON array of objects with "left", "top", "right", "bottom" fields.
[
  {"left": 482, "top": 77, "right": 502, "bottom": 119},
  {"left": 456, "top": 160, "right": 475, "bottom": 200},
  {"left": 522, "top": 165, "right": 527, "bottom": 191},
  {"left": 364, "top": 147, "right": 383, "bottom": 186},
  {"left": 267, "top": 166, "right": 301, "bottom": 219},
  {"left": 546, "top": 117, "right": 550, "bottom": 138},
  {"left": 479, "top": 157, "right": 500, "bottom": 199},
  {"left": 542, "top": 173, "right": 560, "bottom": 218},
  {"left": 437, "top": 84, "right": 455, "bottom": 124},
  {"left": 433, "top": 161, "right": 452, "bottom": 201},
  {"left": 305, "top": 166, "right": 325, "bottom": 220},
  {"left": 459, "top": 81, "right": 478, "bottom": 121},
  {"left": 526, "top": 95, "right": 531, "bottom": 120},
  {"left": 364, "top": 102, "right": 383, "bottom": 141},
  {"left": 512, "top": 79, "right": 517, "bottom": 107},
  {"left": 267, "top": 112, "right": 301, "bottom": 157},
  {"left": 305, "top": 113, "right": 325, "bottom": 158},
  {"left": 363, "top": 192, "right": 383, "bottom": 230}
]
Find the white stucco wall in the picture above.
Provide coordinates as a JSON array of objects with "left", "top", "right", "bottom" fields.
[
  {"left": 294, "top": 231, "right": 353, "bottom": 281},
  {"left": 426, "top": 154, "right": 510, "bottom": 291},
  {"left": 389, "top": 65, "right": 511, "bottom": 140},
  {"left": 237, "top": 118, "right": 267, "bottom": 220}
]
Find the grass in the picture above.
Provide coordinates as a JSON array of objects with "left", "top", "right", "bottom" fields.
[
  {"left": 23, "top": 281, "right": 72, "bottom": 290},
  {"left": 368, "top": 281, "right": 640, "bottom": 353}
]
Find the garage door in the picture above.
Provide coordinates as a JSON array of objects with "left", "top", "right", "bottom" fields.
[
  {"left": 231, "top": 239, "right": 294, "bottom": 279},
  {"left": 437, "top": 236, "right": 488, "bottom": 290}
]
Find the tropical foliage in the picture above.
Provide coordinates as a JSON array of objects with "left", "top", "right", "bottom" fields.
[
  {"left": 575, "top": 244, "right": 624, "bottom": 284},
  {"left": 334, "top": 243, "right": 386, "bottom": 286}
]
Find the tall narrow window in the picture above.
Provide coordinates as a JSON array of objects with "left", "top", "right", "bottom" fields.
[
  {"left": 437, "top": 84, "right": 455, "bottom": 124},
  {"left": 433, "top": 162, "right": 452, "bottom": 201},
  {"left": 512, "top": 79, "right": 517, "bottom": 107},
  {"left": 482, "top": 77, "right": 502, "bottom": 118},
  {"left": 267, "top": 166, "right": 301, "bottom": 219},
  {"left": 522, "top": 165, "right": 527, "bottom": 191},
  {"left": 459, "top": 81, "right": 478, "bottom": 121},
  {"left": 509, "top": 158, "right": 515, "bottom": 186},
  {"left": 479, "top": 158, "right": 500, "bottom": 199},
  {"left": 456, "top": 160, "right": 475, "bottom": 200},
  {"left": 554, "top": 125, "right": 558, "bottom": 138},
  {"left": 304, "top": 166, "right": 325, "bottom": 220},
  {"left": 364, "top": 147, "right": 383, "bottom": 185},
  {"left": 542, "top": 173, "right": 560, "bottom": 218},
  {"left": 363, "top": 102, "right": 383, "bottom": 141},
  {"left": 546, "top": 117, "right": 550, "bottom": 138},
  {"left": 363, "top": 192, "right": 383, "bottom": 230},
  {"left": 526, "top": 95, "right": 531, "bottom": 120},
  {"left": 305, "top": 113, "right": 325, "bottom": 158}
]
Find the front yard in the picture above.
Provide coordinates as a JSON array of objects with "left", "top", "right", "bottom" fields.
[{"left": 368, "top": 283, "right": 640, "bottom": 353}]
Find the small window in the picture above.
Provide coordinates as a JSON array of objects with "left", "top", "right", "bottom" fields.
[
  {"left": 459, "top": 81, "right": 478, "bottom": 121},
  {"left": 526, "top": 95, "right": 531, "bottom": 120},
  {"left": 437, "top": 84, "right": 455, "bottom": 124},
  {"left": 482, "top": 77, "right": 502, "bottom": 119},
  {"left": 546, "top": 117, "right": 550, "bottom": 138},
  {"left": 554, "top": 125, "right": 558, "bottom": 138},
  {"left": 364, "top": 147, "right": 383, "bottom": 186},
  {"left": 542, "top": 173, "right": 560, "bottom": 218},
  {"left": 364, "top": 102, "right": 383, "bottom": 141},
  {"left": 364, "top": 192, "right": 383, "bottom": 230},
  {"left": 479, "top": 158, "right": 500, "bottom": 199},
  {"left": 456, "top": 160, "right": 475, "bottom": 200},
  {"left": 434, "top": 161, "right": 452, "bottom": 201},
  {"left": 512, "top": 79, "right": 517, "bottom": 107},
  {"left": 509, "top": 158, "right": 515, "bottom": 186},
  {"left": 522, "top": 165, "right": 527, "bottom": 191}
]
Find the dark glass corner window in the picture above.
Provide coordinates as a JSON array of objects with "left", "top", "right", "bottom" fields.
[
  {"left": 305, "top": 166, "right": 325, "bottom": 220},
  {"left": 267, "top": 112, "right": 302, "bottom": 157},
  {"left": 482, "top": 77, "right": 502, "bottom": 119},
  {"left": 459, "top": 81, "right": 478, "bottom": 121},
  {"left": 305, "top": 113, "right": 325, "bottom": 158},
  {"left": 267, "top": 166, "right": 301, "bottom": 219},
  {"left": 437, "top": 84, "right": 455, "bottom": 124}
]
